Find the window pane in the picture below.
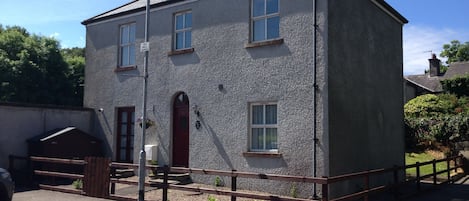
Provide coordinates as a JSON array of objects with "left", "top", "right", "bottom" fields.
[
  {"left": 121, "top": 47, "right": 129, "bottom": 66},
  {"left": 129, "top": 24, "right": 136, "bottom": 43},
  {"left": 267, "top": 16, "right": 280, "bottom": 39},
  {"left": 253, "top": 0, "right": 265, "bottom": 17},
  {"left": 253, "top": 19, "right": 266, "bottom": 41},
  {"left": 185, "top": 13, "right": 192, "bottom": 28},
  {"left": 129, "top": 45, "right": 135, "bottom": 65},
  {"left": 121, "top": 112, "right": 127, "bottom": 122},
  {"left": 265, "top": 104, "right": 277, "bottom": 124},
  {"left": 252, "top": 105, "right": 264, "bottom": 124},
  {"left": 266, "top": 128, "right": 277, "bottom": 149},
  {"left": 251, "top": 128, "right": 264, "bottom": 149},
  {"left": 185, "top": 31, "right": 192, "bottom": 48},
  {"left": 121, "top": 124, "right": 127, "bottom": 136},
  {"left": 176, "top": 15, "right": 184, "bottom": 30},
  {"left": 266, "top": 0, "right": 279, "bottom": 14},
  {"left": 121, "top": 137, "right": 127, "bottom": 147},
  {"left": 120, "top": 149, "right": 126, "bottom": 160},
  {"left": 176, "top": 32, "right": 184, "bottom": 49},
  {"left": 121, "top": 26, "right": 129, "bottom": 44}
]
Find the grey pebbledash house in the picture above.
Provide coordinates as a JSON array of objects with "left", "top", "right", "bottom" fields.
[{"left": 82, "top": 0, "right": 407, "bottom": 197}]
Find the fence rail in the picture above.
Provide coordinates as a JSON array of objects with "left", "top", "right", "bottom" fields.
[{"left": 28, "top": 154, "right": 465, "bottom": 201}]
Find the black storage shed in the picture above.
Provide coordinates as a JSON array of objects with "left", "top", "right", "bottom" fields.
[{"left": 28, "top": 127, "right": 103, "bottom": 159}]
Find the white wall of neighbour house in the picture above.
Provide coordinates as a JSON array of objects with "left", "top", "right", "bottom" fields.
[
  {"left": 84, "top": 0, "right": 326, "bottom": 197},
  {"left": 0, "top": 104, "right": 93, "bottom": 168}
]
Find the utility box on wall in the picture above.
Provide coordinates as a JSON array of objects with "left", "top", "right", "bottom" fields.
[{"left": 145, "top": 145, "right": 157, "bottom": 161}]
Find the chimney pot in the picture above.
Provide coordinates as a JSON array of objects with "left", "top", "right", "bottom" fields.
[{"left": 429, "top": 54, "right": 441, "bottom": 77}]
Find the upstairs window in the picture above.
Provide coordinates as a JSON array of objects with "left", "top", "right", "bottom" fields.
[
  {"left": 119, "top": 23, "right": 136, "bottom": 67},
  {"left": 250, "top": 103, "right": 278, "bottom": 152},
  {"left": 174, "top": 11, "right": 192, "bottom": 50},
  {"left": 251, "top": 0, "right": 279, "bottom": 42}
]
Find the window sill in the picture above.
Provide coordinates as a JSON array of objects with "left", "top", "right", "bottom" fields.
[
  {"left": 168, "top": 48, "right": 195, "bottom": 56},
  {"left": 114, "top": 66, "right": 137, "bottom": 72},
  {"left": 244, "top": 38, "right": 284, "bottom": 49},
  {"left": 243, "top": 152, "right": 282, "bottom": 158}
]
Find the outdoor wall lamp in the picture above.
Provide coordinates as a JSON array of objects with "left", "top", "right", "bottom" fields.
[{"left": 192, "top": 104, "right": 200, "bottom": 117}]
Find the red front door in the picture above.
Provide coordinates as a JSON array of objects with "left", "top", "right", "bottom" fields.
[{"left": 172, "top": 93, "right": 190, "bottom": 167}]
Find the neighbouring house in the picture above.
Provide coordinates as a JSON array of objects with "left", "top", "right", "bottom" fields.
[
  {"left": 82, "top": 0, "right": 407, "bottom": 197},
  {"left": 404, "top": 54, "right": 469, "bottom": 102}
]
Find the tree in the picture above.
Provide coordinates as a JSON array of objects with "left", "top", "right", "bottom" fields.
[
  {"left": 61, "top": 47, "right": 85, "bottom": 106},
  {"left": 0, "top": 25, "right": 82, "bottom": 106},
  {"left": 440, "top": 40, "right": 469, "bottom": 65}
]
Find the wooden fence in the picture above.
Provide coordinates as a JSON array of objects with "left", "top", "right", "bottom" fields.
[{"left": 29, "top": 155, "right": 465, "bottom": 201}]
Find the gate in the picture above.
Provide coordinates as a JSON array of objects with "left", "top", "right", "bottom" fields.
[{"left": 83, "top": 157, "right": 111, "bottom": 198}]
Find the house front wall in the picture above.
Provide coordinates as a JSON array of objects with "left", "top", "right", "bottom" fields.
[
  {"left": 84, "top": 0, "right": 326, "bottom": 197},
  {"left": 327, "top": 0, "right": 405, "bottom": 195}
]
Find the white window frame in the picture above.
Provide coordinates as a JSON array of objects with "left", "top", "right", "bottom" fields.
[
  {"left": 174, "top": 11, "right": 192, "bottom": 50},
  {"left": 251, "top": 0, "right": 280, "bottom": 42},
  {"left": 119, "top": 23, "right": 136, "bottom": 67},
  {"left": 249, "top": 102, "right": 278, "bottom": 152}
]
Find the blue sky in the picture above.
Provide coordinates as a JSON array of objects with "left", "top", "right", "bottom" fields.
[{"left": 0, "top": 0, "right": 468, "bottom": 75}]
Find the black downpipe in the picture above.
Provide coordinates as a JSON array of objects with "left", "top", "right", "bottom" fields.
[{"left": 312, "top": 0, "right": 319, "bottom": 199}]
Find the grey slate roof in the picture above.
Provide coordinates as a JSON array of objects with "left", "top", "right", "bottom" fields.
[
  {"left": 82, "top": 0, "right": 407, "bottom": 25},
  {"left": 405, "top": 61, "right": 469, "bottom": 93},
  {"left": 82, "top": 0, "right": 181, "bottom": 25}
]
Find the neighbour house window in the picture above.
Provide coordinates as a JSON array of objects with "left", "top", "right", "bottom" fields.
[
  {"left": 119, "top": 23, "right": 136, "bottom": 67},
  {"left": 251, "top": 0, "right": 280, "bottom": 42},
  {"left": 250, "top": 103, "right": 278, "bottom": 152},
  {"left": 174, "top": 11, "right": 192, "bottom": 50}
]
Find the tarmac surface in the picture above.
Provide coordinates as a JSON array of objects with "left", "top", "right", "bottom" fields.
[{"left": 11, "top": 176, "right": 469, "bottom": 201}]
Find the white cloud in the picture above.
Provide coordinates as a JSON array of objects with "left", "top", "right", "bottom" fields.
[
  {"left": 49, "top": 32, "right": 60, "bottom": 38},
  {"left": 403, "top": 25, "right": 469, "bottom": 75}
]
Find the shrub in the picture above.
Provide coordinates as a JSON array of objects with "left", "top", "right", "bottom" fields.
[{"left": 405, "top": 94, "right": 469, "bottom": 149}]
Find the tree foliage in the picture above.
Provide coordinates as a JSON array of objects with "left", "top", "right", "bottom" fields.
[
  {"left": 0, "top": 25, "right": 84, "bottom": 106},
  {"left": 440, "top": 40, "right": 469, "bottom": 64},
  {"left": 404, "top": 94, "right": 469, "bottom": 148},
  {"left": 441, "top": 74, "right": 469, "bottom": 97}
]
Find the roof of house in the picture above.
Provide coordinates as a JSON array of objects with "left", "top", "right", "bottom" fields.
[
  {"left": 82, "top": 0, "right": 408, "bottom": 25},
  {"left": 405, "top": 61, "right": 469, "bottom": 93},
  {"left": 82, "top": 0, "right": 182, "bottom": 25},
  {"left": 27, "top": 127, "right": 101, "bottom": 142}
]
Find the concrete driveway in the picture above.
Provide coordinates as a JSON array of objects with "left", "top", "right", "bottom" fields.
[{"left": 13, "top": 189, "right": 110, "bottom": 201}]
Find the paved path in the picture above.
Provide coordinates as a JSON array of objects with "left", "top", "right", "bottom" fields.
[
  {"left": 404, "top": 176, "right": 469, "bottom": 201},
  {"left": 11, "top": 176, "right": 469, "bottom": 201},
  {"left": 13, "top": 189, "right": 109, "bottom": 201}
]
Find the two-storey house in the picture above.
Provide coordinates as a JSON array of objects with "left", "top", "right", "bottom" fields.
[{"left": 82, "top": 0, "right": 407, "bottom": 197}]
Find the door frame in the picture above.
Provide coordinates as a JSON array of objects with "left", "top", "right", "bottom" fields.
[
  {"left": 116, "top": 107, "right": 135, "bottom": 163},
  {"left": 171, "top": 92, "right": 190, "bottom": 167}
]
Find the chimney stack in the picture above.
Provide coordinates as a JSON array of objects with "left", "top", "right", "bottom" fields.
[{"left": 428, "top": 53, "right": 441, "bottom": 77}]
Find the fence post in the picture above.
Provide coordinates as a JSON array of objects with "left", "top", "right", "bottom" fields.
[
  {"left": 364, "top": 174, "right": 369, "bottom": 201},
  {"left": 321, "top": 177, "right": 328, "bottom": 201},
  {"left": 393, "top": 166, "right": 399, "bottom": 199},
  {"left": 110, "top": 167, "right": 116, "bottom": 194},
  {"left": 447, "top": 158, "right": 451, "bottom": 183},
  {"left": 163, "top": 165, "right": 169, "bottom": 201},
  {"left": 231, "top": 169, "right": 237, "bottom": 201},
  {"left": 432, "top": 159, "right": 437, "bottom": 185},
  {"left": 416, "top": 162, "right": 421, "bottom": 191}
]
